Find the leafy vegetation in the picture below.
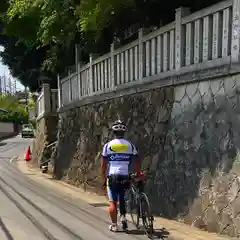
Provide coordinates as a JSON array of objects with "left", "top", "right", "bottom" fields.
[
  {"left": 0, "top": 0, "right": 222, "bottom": 91},
  {"left": 0, "top": 94, "right": 28, "bottom": 123}
]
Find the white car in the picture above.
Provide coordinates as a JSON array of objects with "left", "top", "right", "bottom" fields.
[{"left": 21, "top": 124, "right": 34, "bottom": 138}]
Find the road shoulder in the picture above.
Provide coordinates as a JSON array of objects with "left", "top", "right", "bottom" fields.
[{"left": 15, "top": 158, "right": 233, "bottom": 240}]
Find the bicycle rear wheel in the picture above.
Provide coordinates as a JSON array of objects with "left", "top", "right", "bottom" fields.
[
  {"left": 139, "top": 193, "right": 154, "bottom": 236},
  {"left": 126, "top": 188, "right": 140, "bottom": 228}
]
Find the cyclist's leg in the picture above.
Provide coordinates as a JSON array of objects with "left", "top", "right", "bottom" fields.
[
  {"left": 107, "top": 179, "right": 118, "bottom": 231},
  {"left": 118, "top": 181, "right": 128, "bottom": 230},
  {"left": 118, "top": 185, "right": 126, "bottom": 216}
]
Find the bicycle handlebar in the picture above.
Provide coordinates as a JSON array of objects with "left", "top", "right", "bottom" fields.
[{"left": 129, "top": 171, "right": 146, "bottom": 179}]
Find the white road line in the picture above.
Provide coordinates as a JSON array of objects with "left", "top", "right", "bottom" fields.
[{"left": 10, "top": 157, "right": 18, "bottom": 163}]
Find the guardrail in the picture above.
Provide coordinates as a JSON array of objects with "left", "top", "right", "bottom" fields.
[{"left": 59, "top": 0, "right": 238, "bottom": 107}]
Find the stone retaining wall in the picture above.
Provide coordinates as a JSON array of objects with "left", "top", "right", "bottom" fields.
[
  {"left": 32, "top": 116, "right": 58, "bottom": 167},
  {"left": 53, "top": 73, "right": 240, "bottom": 237}
]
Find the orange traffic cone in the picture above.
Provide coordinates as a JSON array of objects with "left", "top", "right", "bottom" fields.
[{"left": 25, "top": 146, "right": 31, "bottom": 162}]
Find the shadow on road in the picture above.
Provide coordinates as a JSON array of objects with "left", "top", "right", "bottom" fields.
[
  {"left": 0, "top": 142, "right": 7, "bottom": 147},
  {"left": 126, "top": 228, "right": 170, "bottom": 239},
  {"left": 90, "top": 203, "right": 109, "bottom": 207},
  {"left": 0, "top": 217, "right": 14, "bottom": 240}
]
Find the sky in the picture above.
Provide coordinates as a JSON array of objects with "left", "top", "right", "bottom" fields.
[{"left": 0, "top": 46, "right": 24, "bottom": 92}]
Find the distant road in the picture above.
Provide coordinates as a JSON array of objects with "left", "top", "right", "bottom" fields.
[{"left": 0, "top": 136, "right": 159, "bottom": 240}]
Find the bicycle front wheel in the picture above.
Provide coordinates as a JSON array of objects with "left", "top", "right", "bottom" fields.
[
  {"left": 139, "top": 193, "right": 154, "bottom": 235},
  {"left": 126, "top": 188, "right": 140, "bottom": 228}
]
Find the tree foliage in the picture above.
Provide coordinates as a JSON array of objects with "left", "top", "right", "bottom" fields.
[
  {"left": 0, "top": 94, "right": 28, "bottom": 123},
  {"left": 0, "top": 0, "right": 222, "bottom": 91}
]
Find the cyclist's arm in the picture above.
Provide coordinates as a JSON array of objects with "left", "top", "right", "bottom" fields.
[
  {"left": 131, "top": 143, "right": 141, "bottom": 173},
  {"left": 101, "top": 144, "right": 108, "bottom": 183},
  {"left": 135, "top": 156, "right": 141, "bottom": 173},
  {"left": 101, "top": 157, "right": 108, "bottom": 182}
]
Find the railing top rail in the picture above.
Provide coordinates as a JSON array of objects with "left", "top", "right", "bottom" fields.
[
  {"left": 79, "top": 63, "right": 90, "bottom": 73},
  {"left": 143, "top": 22, "right": 175, "bottom": 42},
  {"left": 92, "top": 53, "right": 111, "bottom": 65},
  {"left": 51, "top": 89, "right": 58, "bottom": 93},
  {"left": 182, "top": 0, "right": 232, "bottom": 25},
  {"left": 60, "top": 75, "right": 70, "bottom": 83},
  {"left": 113, "top": 39, "right": 138, "bottom": 55}
]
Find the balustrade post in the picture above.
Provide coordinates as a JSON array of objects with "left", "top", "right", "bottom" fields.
[
  {"left": 175, "top": 7, "right": 190, "bottom": 69},
  {"left": 75, "top": 44, "right": 82, "bottom": 99},
  {"left": 138, "top": 28, "right": 144, "bottom": 80},
  {"left": 67, "top": 68, "right": 72, "bottom": 103},
  {"left": 90, "top": 54, "right": 99, "bottom": 93},
  {"left": 89, "top": 54, "right": 94, "bottom": 94},
  {"left": 110, "top": 43, "right": 116, "bottom": 89},
  {"left": 231, "top": 0, "right": 240, "bottom": 62}
]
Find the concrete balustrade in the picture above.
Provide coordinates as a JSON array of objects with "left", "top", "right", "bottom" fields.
[
  {"left": 36, "top": 84, "right": 58, "bottom": 119},
  {"left": 56, "top": 0, "right": 239, "bottom": 107}
]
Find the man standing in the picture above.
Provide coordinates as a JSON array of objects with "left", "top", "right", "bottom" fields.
[{"left": 101, "top": 120, "right": 140, "bottom": 232}]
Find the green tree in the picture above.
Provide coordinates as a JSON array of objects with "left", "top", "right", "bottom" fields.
[
  {"left": 0, "top": 94, "right": 28, "bottom": 123},
  {"left": 0, "top": 0, "right": 223, "bottom": 90}
]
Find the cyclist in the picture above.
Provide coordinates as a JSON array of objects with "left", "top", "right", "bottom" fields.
[{"left": 101, "top": 120, "right": 140, "bottom": 232}]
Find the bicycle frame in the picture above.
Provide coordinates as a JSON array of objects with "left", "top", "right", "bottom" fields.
[
  {"left": 127, "top": 174, "right": 155, "bottom": 238},
  {"left": 130, "top": 180, "right": 145, "bottom": 217}
]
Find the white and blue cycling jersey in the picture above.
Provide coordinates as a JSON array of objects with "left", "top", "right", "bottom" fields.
[{"left": 102, "top": 138, "right": 138, "bottom": 176}]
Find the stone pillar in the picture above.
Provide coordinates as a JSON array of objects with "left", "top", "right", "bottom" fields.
[
  {"left": 42, "top": 83, "right": 51, "bottom": 114},
  {"left": 231, "top": 0, "right": 240, "bottom": 62},
  {"left": 175, "top": 7, "right": 190, "bottom": 69}
]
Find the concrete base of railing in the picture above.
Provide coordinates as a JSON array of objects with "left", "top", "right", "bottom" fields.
[
  {"left": 36, "top": 112, "right": 58, "bottom": 121},
  {"left": 58, "top": 56, "right": 239, "bottom": 113}
]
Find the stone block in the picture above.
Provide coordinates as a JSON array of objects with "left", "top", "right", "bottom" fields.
[
  {"left": 228, "top": 177, "right": 240, "bottom": 203},
  {"left": 205, "top": 207, "right": 219, "bottom": 232},
  {"left": 231, "top": 196, "right": 240, "bottom": 218},
  {"left": 200, "top": 191, "right": 212, "bottom": 211},
  {"left": 219, "top": 207, "right": 233, "bottom": 228}
]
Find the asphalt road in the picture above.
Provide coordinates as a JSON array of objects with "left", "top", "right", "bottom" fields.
[{"left": 0, "top": 136, "right": 165, "bottom": 240}]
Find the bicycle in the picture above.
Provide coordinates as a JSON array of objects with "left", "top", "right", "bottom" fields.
[{"left": 126, "top": 171, "right": 154, "bottom": 238}]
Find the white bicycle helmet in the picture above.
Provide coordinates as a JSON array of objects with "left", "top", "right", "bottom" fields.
[{"left": 111, "top": 120, "right": 127, "bottom": 132}]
